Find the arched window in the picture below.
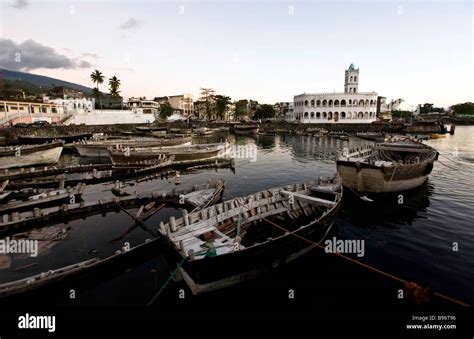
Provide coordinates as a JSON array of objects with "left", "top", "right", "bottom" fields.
[
  {"left": 358, "top": 112, "right": 363, "bottom": 119},
  {"left": 310, "top": 99, "right": 315, "bottom": 107},
  {"left": 322, "top": 100, "right": 327, "bottom": 107},
  {"left": 310, "top": 112, "right": 315, "bottom": 118},
  {"left": 304, "top": 100, "right": 308, "bottom": 106},
  {"left": 316, "top": 100, "right": 321, "bottom": 107},
  {"left": 370, "top": 100, "right": 374, "bottom": 106},
  {"left": 365, "top": 100, "right": 369, "bottom": 106},
  {"left": 341, "top": 99, "right": 346, "bottom": 107},
  {"left": 328, "top": 100, "right": 333, "bottom": 107},
  {"left": 348, "top": 99, "right": 352, "bottom": 105},
  {"left": 316, "top": 112, "right": 321, "bottom": 119},
  {"left": 364, "top": 112, "right": 369, "bottom": 119},
  {"left": 350, "top": 76, "right": 353, "bottom": 82},
  {"left": 334, "top": 99, "right": 340, "bottom": 107},
  {"left": 341, "top": 112, "right": 346, "bottom": 119},
  {"left": 359, "top": 100, "right": 364, "bottom": 106},
  {"left": 349, "top": 88, "right": 352, "bottom": 93},
  {"left": 304, "top": 112, "right": 309, "bottom": 119},
  {"left": 323, "top": 112, "right": 327, "bottom": 118},
  {"left": 328, "top": 112, "right": 333, "bottom": 120},
  {"left": 354, "top": 76, "right": 357, "bottom": 82}
]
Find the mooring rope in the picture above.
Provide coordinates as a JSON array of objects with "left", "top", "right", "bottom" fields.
[
  {"left": 437, "top": 159, "right": 459, "bottom": 171},
  {"left": 147, "top": 256, "right": 188, "bottom": 306},
  {"left": 438, "top": 153, "right": 474, "bottom": 168},
  {"left": 261, "top": 217, "right": 470, "bottom": 307}
]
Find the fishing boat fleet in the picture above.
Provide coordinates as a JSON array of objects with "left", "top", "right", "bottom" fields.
[{"left": 0, "top": 123, "right": 442, "bottom": 299}]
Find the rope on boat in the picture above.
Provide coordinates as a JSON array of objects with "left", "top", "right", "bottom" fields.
[
  {"left": 261, "top": 217, "right": 470, "bottom": 308},
  {"left": 345, "top": 185, "right": 373, "bottom": 202},
  {"left": 147, "top": 256, "right": 188, "bottom": 306},
  {"left": 386, "top": 164, "right": 398, "bottom": 191}
]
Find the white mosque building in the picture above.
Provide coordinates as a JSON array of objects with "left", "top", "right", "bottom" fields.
[{"left": 287, "top": 64, "right": 378, "bottom": 123}]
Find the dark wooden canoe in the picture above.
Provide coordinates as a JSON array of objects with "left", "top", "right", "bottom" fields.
[
  {"left": 18, "top": 133, "right": 92, "bottom": 144},
  {"left": 160, "top": 174, "right": 343, "bottom": 295}
]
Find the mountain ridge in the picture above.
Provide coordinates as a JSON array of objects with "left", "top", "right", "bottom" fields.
[{"left": 0, "top": 68, "right": 94, "bottom": 95}]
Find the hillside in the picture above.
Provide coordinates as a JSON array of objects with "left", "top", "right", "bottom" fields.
[{"left": 0, "top": 68, "right": 94, "bottom": 95}]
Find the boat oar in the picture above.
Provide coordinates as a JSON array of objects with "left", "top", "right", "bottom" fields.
[
  {"left": 114, "top": 202, "right": 158, "bottom": 238},
  {"left": 111, "top": 203, "right": 166, "bottom": 242}
]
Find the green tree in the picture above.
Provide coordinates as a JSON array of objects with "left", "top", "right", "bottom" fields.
[
  {"left": 108, "top": 76, "right": 121, "bottom": 98},
  {"left": 91, "top": 88, "right": 100, "bottom": 108},
  {"left": 420, "top": 103, "right": 444, "bottom": 114},
  {"left": 450, "top": 102, "right": 474, "bottom": 116},
  {"left": 159, "top": 102, "right": 174, "bottom": 119},
  {"left": 90, "top": 70, "right": 105, "bottom": 109},
  {"left": 199, "top": 88, "right": 215, "bottom": 119},
  {"left": 234, "top": 99, "right": 248, "bottom": 119},
  {"left": 214, "top": 95, "right": 232, "bottom": 120},
  {"left": 254, "top": 104, "right": 275, "bottom": 120}
]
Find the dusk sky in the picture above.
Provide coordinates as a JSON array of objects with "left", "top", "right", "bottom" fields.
[{"left": 0, "top": 0, "right": 472, "bottom": 109}]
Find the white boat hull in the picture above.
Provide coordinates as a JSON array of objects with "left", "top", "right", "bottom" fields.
[{"left": 0, "top": 146, "right": 63, "bottom": 169}]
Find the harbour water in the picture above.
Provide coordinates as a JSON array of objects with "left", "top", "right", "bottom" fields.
[{"left": 1, "top": 126, "right": 473, "bottom": 311}]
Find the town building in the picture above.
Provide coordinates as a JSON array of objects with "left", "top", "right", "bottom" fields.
[
  {"left": 0, "top": 100, "right": 65, "bottom": 125},
  {"left": 44, "top": 97, "right": 94, "bottom": 114},
  {"left": 288, "top": 64, "right": 378, "bottom": 123},
  {"left": 154, "top": 94, "right": 194, "bottom": 120},
  {"left": 48, "top": 86, "right": 85, "bottom": 99},
  {"left": 128, "top": 98, "right": 160, "bottom": 115},
  {"left": 274, "top": 102, "right": 293, "bottom": 119}
]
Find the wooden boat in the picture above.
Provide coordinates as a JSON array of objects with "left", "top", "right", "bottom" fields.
[
  {"left": 328, "top": 131, "right": 350, "bottom": 139},
  {"left": 4, "top": 157, "right": 174, "bottom": 190},
  {"left": 135, "top": 126, "right": 167, "bottom": 132},
  {"left": 0, "top": 180, "right": 225, "bottom": 236},
  {"left": 234, "top": 124, "right": 259, "bottom": 135},
  {"left": 0, "top": 184, "right": 85, "bottom": 215},
  {"left": 430, "top": 133, "right": 446, "bottom": 139},
  {"left": 356, "top": 132, "right": 386, "bottom": 143},
  {"left": 0, "top": 180, "right": 225, "bottom": 298},
  {"left": 336, "top": 139, "right": 438, "bottom": 193},
  {"left": 159, "top": 175, "right": 342, "bottom": 294},
  {"left": 0, "top": 142, "right": 64, "bottom": 170},
  {"left": 169, "top": 128, "right": 192, "bottom": 134},
  {"left": 18, "top": 133, "right": 92, "bottom": 144},
  {"left": 109, "top": 142, "right": 230, "bottom": 164},
  {"left": 74, "top": 136, "right": 191, "bottom": 158},
  {"left": 194, "top": 127, "right": 216, "bottom": 136}
]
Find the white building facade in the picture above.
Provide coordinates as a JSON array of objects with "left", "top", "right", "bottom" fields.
[
  {"left": 45, "top": 97, "right": 95, "bottom": 114},
  {"left": 288, "top": 64, "right": 378, "bottom": 123}
]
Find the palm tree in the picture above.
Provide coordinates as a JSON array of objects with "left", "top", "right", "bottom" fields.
[
  {"left": 108, "top": 76, "right": 121, "bottom": 98},
  {"left": 90, "top": 70, "right": 104, "bottom": 109}
]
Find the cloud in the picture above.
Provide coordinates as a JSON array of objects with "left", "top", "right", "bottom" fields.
[
  {"left": 81, "top": 53, "right": 100, "bottom": 59},
  {"left": 0, "top": 38, "right": 92, "bottom": 71},
  {"left": 120, "top": 17, "right": 141, "bottom": 30},
  {"left": 10, "top": 0, "right": 29, "bottom": 9}
]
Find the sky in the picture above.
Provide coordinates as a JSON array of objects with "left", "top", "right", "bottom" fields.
[{"left": 0, "top": 0, "right": 472, "bottom": 109}]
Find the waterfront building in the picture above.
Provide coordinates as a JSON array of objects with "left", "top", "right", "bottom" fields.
[
  {"left": 48, "top": 86, "right": 85, "bottom": 100},
  {"left": 288, "top": 64, "right": 378, "bottom": 123},
  {"left": 154, "top": 94, "right": 194, "bottom": 120},
  {"left": 128, "top": 98, "right": 160, "bottom": 115},
  {"left": 274, "top": 102, "right": 293, "bottom": 119},
  {"left": 0, "top": 100, "right": 65, "bottom": 125},
  {"left": 45, "top": 97, "right": 94, "bottom": 115}
]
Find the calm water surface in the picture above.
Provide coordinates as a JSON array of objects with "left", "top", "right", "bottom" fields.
[{"left": 1, "top": 126, "right": 473, "bottom": 306}]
